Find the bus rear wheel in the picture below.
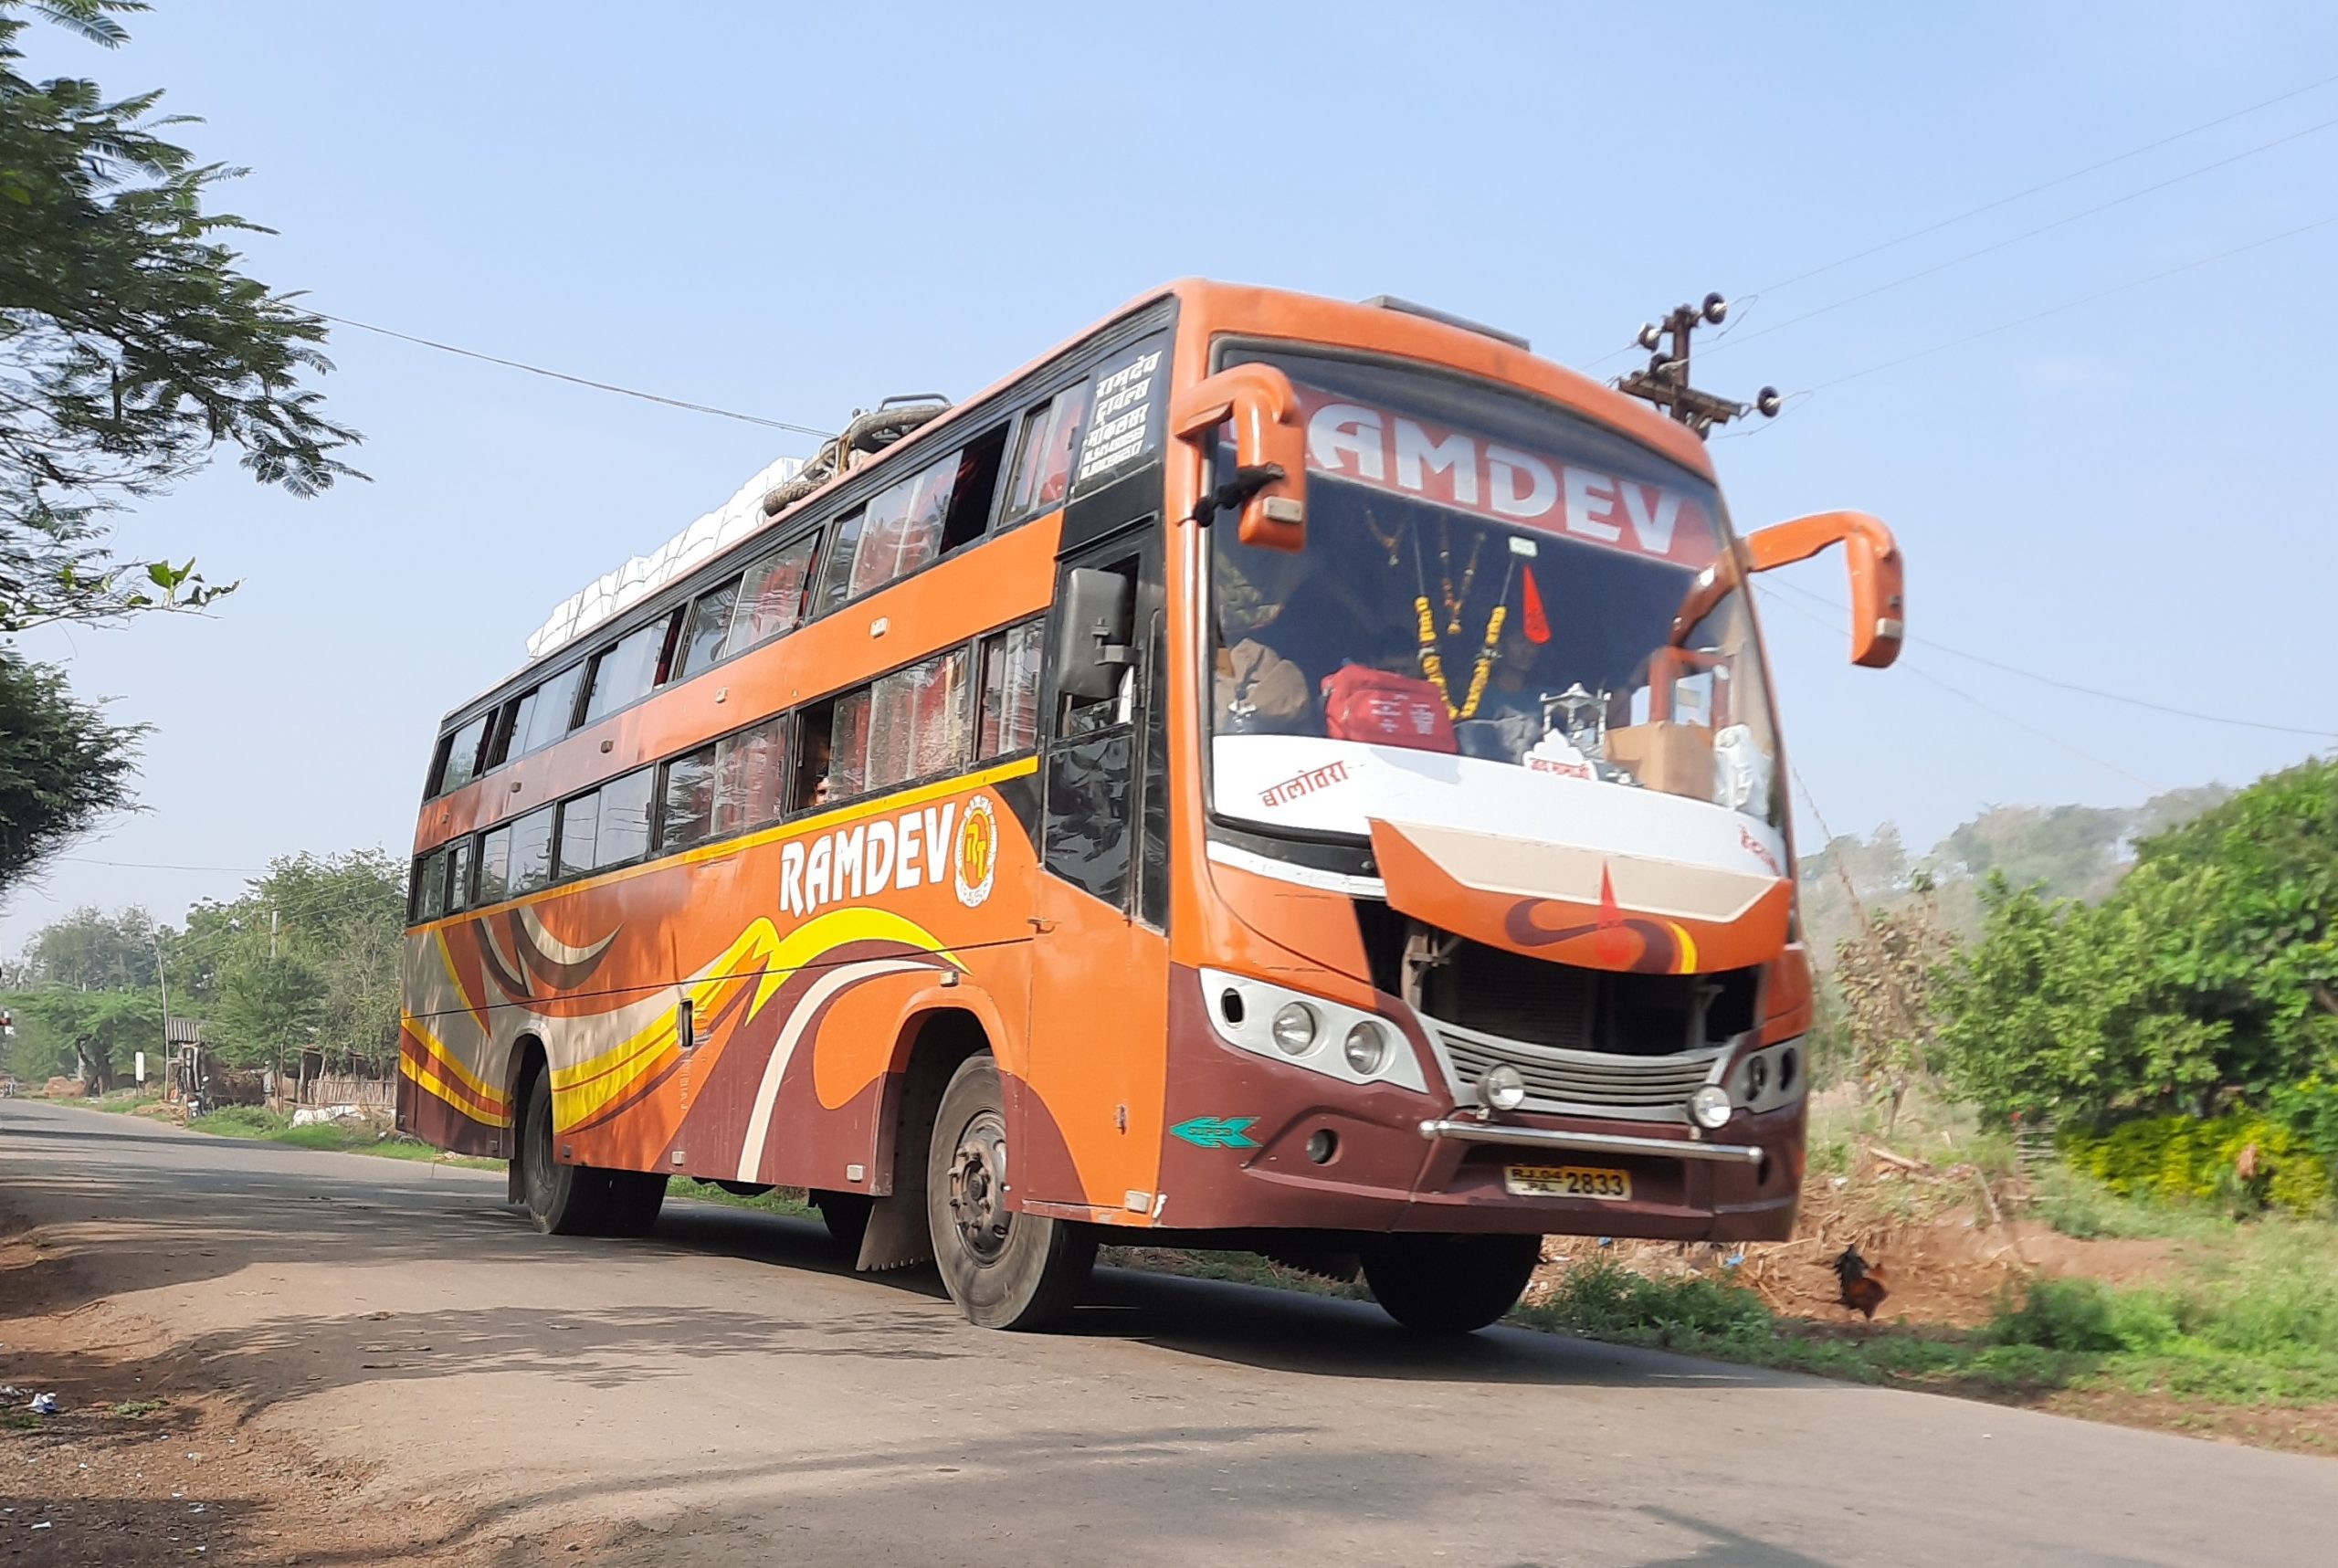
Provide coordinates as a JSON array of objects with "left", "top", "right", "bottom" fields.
[
  {"left": 518, "top": 1070, "right": 666, "bottom": 1237},
  {"left": 1362, "top": 1233, "right": 1542, "bottom": 1333},
  {"left": 925, "top": 1055, "right": 1094, "bottom": 1330}
]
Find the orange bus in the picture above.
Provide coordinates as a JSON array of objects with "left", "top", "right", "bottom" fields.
[{"left": 398, "top": 280, "right": 1904, "bottom": 1331}]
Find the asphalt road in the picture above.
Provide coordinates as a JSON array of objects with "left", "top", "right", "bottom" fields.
[{"left": 4, "top": 1099, "right": 2332, "bottom": 1566}]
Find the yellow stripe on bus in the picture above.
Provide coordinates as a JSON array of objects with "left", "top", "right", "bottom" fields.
[{"left": 401, "top": 1009, "right": 508, "bottom": 1114}]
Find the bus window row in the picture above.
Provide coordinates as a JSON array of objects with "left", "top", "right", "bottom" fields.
[
  {"left": 410, "top": 616, "right": 1048, "bottom": 924},
  {"left": 425, "top": 370, "right": 1107, "bottom": 803}
]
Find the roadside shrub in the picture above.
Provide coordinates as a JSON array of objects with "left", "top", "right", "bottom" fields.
[
  {"left": 1527, "top": 1259, "right": 1772, "bottom": 1345},
  {"left": 2059, "top": 1113, "right": 2332, "bottom": 1216},
  {"left": 1992, "top": 1278, "right": 2181, "bottom": 1354},
  {"left": 194, "top": 1104, "right": 285, "bottom": 1136}
]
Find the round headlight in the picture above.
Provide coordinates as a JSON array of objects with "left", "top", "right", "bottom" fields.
[
  {"left": 1269, "top": 1001, "right": 1320, "bottom": 1056},
  {"left": 1480, "top": 1063, "right": 1527, "bottom": 1112},
  {"left": 1690, "top": 1084, "right": 1733, "bottom": 1130},
  {"left": 1343, "top": 1020, "right": 1391, "bottom": 1076}
]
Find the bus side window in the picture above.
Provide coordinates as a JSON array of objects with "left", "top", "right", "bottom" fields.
[
  {"left": 812, "top": 507, "right": 867, "bottom": 619},
  {"left": 977, "top": 619, "right": 1043, "bottom": 757},
  {"left": 712, "top": 716, "right": 789, "bottom": 837},
  {"left": 446, "top": 839, "right": 473, "bottom": 913},
  {"left": 1006, "top": 384, "right": 1090, "bottom": 520},
  {"left": 476, "top": 826, "right": 513, "bottom": 906},
  {"left": 433, "top": 711, "right": 491, "bottom": 795},
  {"left": 582, "top": 612, "right": 681, "bottom": 725},
  {"left": 483, "top": 689, "right": 534, "bottom": 771},
  {"left": 411, "top": 849, "right": 448, "bottom": 923},
  {"left": 557, "top": 791, "right": 600, "bottom": 880},
  {"left": 597, "top": 768, "right": 656, "bottom": 866},
  {"left": 508, "top": 806, "right": 556, "bottom": 895},
  {"left": 793, "top": 699, "right": 836, "bottom": 812},
  {"left": 674, "top": 574, "right": 742, "bottom": 680},
  {"left": 727, "top": 531, "right": 819, "bottom": 653},
  {"left": 943, "top": 427, "right": 1007, "bottom": 552},
  {"left": 660, "top": 745, "right": 717, "bottom": 851},
  {"left": 521, "top": 664, "right": 584, "bottom": 753}
]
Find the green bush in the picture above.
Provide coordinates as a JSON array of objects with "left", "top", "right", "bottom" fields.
[
  {"left": 194, "top": 1104, "right": 288, "bottom": 1136},
  {"left": 1993, "top": 1277, "right": 2182, "bottom": 1354},
  {"left": 2060, "top": 1113, "right": 2332, "bottom": 1216},
  {"left": 1525, "top": 1259, "right": 1773, "bottom": 1345}
]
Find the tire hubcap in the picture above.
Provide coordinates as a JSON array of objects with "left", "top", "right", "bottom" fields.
[{"left": 946, "top": 1110, "right": 1011, "bottom": 1265}]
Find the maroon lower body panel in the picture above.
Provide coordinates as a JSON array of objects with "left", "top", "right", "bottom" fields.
[{"left": 1155, "top": 965, "right": 1803, "bottom": 1243}]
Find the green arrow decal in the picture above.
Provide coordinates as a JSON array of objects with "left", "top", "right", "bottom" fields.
[{"left": 1170, "top": 1115, "right": 1259, "bottom": 1150}]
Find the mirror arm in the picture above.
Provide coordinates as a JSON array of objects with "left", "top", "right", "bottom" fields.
[{"left": 1743, "top": 510, "right": 1905, "bottom": 669}]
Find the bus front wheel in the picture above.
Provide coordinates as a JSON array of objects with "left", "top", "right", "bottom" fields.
[
  {"left": 519, "top": 1070, "right": 666, "bottom": 1237},
  {"left": 1362, "top": 1233, "right": 1543, "bottom": 1333},
  {"left": 925, "top": 1055, "right": 1094, "bottom": 1330}
]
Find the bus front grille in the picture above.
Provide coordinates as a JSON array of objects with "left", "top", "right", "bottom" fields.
[{"left": 1425, "top": 1016, "right": 1729, "bottom": 1123}]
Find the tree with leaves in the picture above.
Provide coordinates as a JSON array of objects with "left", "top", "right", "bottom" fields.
[
  {"left": 1831, "top": 872, "right": 1955, "bottom": 1134},
  {"left": 1, "top": 0, "right": 359, "bottom": 631},
  {"left": 174, "top": 851, "right": 406, "bottom": 1073},
  {"left": 0, "top": 0, "right": 360, "bottom": 895},
  {"left": 1938, "top": 758, "right": 2338, "bottom": 1126},
  {"left": 0, "top": 648, "right": 142, "bottom": 889}
]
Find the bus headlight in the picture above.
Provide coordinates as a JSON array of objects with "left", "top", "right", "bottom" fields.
[
  {"left": 1270, "top": 1002, "right": 1320, "bottom": 1056},
  {"left": 1690, "top": 1085, "right": 1733, "bottom": 1130},
  {"left": 1343, "top": 1020, "right": 1390, "bottom": 1076},
  {"left": 1480, "top": 1063, "right": 1528, "bottom": 1111}
]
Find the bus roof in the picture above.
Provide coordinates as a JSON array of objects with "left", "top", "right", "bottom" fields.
[{"left": 435, "top": 278, "right": 1716, "bottom": 724}]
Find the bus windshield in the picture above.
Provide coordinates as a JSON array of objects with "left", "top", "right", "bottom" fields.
[{"left": 1210, "top": 352, "right": 1784, "bottom": 841}]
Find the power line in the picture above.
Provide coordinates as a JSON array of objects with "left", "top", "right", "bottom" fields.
[
  {"left": 1754, "top": 68, "right": 2338, "bottom": 295},
  {"left": 1754, "top": 584, "right": 2160, "bottom": 791},
  {"left": 1760, "top": 576, "right": 2337, "bottom": 740},
  {"left": 1576, "top": 68, "right": 2338, "bottom": 371},
  {"left": 316, "top": 313, "right": 836, "bottom": 440},
  {"left": 58, "top": 856, "right": 272, "bottom": 874},
  {"left": 1706, "top": 110, "right": 2338, "bottom": 358},
  {"left": 1805, "top": 208, "right": 2338, "bottom": 392}
]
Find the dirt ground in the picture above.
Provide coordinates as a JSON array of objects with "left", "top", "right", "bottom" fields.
[{"left": 0, "top": 1206, "right": 621, "bottom": 1567}]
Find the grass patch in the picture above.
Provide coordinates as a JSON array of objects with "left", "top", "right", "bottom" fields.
[
  {"left": 1517, "top": 1249, "right": 2338, "bottom": 1408},
  {"left": 107, "top": 1399, "right": 165, "bottom": 1418},
  {"left": 670, "top": 1180, "right": 820, "bottom": 1219},
  {"left": 189, "top": 1106, "right": 500, "bottom": 1169},
  {"left": 2032, "top": 1163, "right": 2239, "bottom": 1243},
  {"left": 3, "top": 1413, "right": 40, "bottom": 1432}
]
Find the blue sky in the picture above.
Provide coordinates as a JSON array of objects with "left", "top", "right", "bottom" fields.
[{"left": 6, "top": 2, "right": 2336, "bottom": 943}]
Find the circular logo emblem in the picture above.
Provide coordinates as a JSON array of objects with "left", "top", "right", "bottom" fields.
[{"left": 953, "top": 795, "right": 998, "bottom": 909}]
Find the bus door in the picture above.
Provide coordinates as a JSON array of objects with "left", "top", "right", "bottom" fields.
[{"left": 1023, "top": 519, "right": 1171, "bottom": 1217}]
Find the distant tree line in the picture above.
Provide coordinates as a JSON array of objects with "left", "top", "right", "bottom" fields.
[{"left": 3, "top": 850, "right": 405, "bottom": 1089}]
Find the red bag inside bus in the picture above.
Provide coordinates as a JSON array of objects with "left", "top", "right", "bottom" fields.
[{"left": 1319, "top": 666, "right": 1457, "bottom": 753}]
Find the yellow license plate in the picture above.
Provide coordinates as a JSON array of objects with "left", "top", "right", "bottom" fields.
[{"left": 1504, "top": 1163, "right": 1632, "bottom": 1200}]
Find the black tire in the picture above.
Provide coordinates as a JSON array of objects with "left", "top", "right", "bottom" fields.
[
  {"left": 517, "top": 1069, "right": 667, "bottom": 1237},
  {"left": 1362, "top": 1233, "right": 1542, "bottom": 1332},
  {"left": 518, "top": 1070, "right": 601, "bottom": 1236},
  {"left": 600, "top": 1169, "right": 669, "bottom": 1237},
  {"left": 926, "top": 1055, "right": 1095, "bottom": 1330},
  {"left": 812, "top": 1188, "right": 871, "bottom": 1255}
]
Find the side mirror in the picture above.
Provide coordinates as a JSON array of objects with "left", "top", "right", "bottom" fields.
[
  {"left": 1170, "top": 363, "right": 1308, "bottom": 551},
  {"left": 1051, "top": 566, "right": 1134, "bottom": 701},
  {"left": 1743, "top": 510, "right": 1905, "bottom": 669}
]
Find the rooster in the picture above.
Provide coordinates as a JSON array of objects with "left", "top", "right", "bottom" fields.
[{"left": 1833, "top": 1246, "right": 1890, "bottom": 1321}]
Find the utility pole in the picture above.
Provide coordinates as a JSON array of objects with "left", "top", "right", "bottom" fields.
[
  {"left": 148, "top": 917, "right": 169, "bottom": 1101},
  {"left": 1615, "top": 292, "right": 1783, "bottom": 439}
]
